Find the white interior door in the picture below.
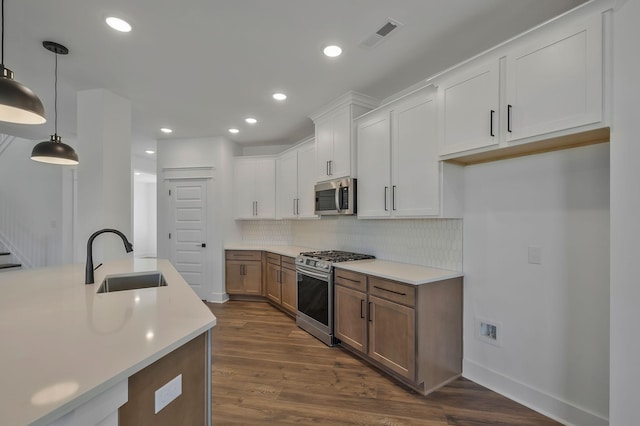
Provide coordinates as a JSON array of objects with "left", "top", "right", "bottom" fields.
[{"left": 168, "top": 180, "right": 209, "bottom": 299}]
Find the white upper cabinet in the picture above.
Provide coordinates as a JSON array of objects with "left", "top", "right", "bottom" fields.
[
  {"left": 438, "top": 60, "right": 500, "bottom": 156},
  {"left": 276, "top": 150, "right": 298, "bottom": 220},
  {"left": 392, "top": 91, "right": 441, "bottom": 217},
  {"left": 505, "top": 14, "right": 603, "bottom": 142},
  {"left": 234, "top": 157, "right": 276, "bottom": 219},
  {"left": 296, "top": 141, "right": 317, "bottom": 218},
  {"left": 434, "top": 6, "right": 608, "bottom": 160},
  {"left": 357, "top": 87, "right": 461, "bottom": 218},
  {"left": 357, "top": 110, "right": 391, "bottom": 218},
  {"left": 275, "top": 140, "right": 317, "bottom": 219},
  {"left": 310, "top": 92, "right": 379, "bottom": 182}
]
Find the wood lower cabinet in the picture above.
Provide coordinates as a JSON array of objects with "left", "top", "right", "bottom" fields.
[
  {"left": 334, "top": 284, "right": 367, "bottom": 353},
  {"left": 225, "top": 251, "right": 262, "bottom": 296},
  {"left": 266, "top": 261, "right": 281, "bottom": 304},
  {"left": 280, "top": 266, "right": 297, "bottom": 313},
  {"left": 264, "top": 252, "right": 297, "bottom": 316},
  {"left": 368, "top": 295, "right": 415, "bottom": 380},
  {"left": 334, "top": 267, "right": 462, "bottom": 396}
]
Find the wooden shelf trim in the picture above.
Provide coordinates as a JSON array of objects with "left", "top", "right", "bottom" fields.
[{"left": 443, "top": 127, "right": 610, "bottom": 166}]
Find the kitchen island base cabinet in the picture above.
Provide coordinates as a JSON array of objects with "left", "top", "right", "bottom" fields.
[
  {"left": 119, "top": 332, "right": 209, "bottom": 425},
  {"left": 335, "top": 268, "right": 462, "bottom": 396}
]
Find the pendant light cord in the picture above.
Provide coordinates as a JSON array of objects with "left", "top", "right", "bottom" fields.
[
  {"left": 1, "top": 0, "right": 5, "bottom": 65},
  {"left": 54, "top": 51, "right": 58, "bottom": 135}
]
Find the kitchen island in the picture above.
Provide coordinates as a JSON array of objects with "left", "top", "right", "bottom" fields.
[{"left": 0, "top": 258, "right": 216, "bottom": 426}]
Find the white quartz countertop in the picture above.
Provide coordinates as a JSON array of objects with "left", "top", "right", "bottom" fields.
[
  {"left": 224, "top": 244, "right": 315, "bottom": 258},
  {"left": 334, "top": 259, "right": 463, "bottom": 285},
  {"left": 0, "top": 258, "right": 216, "bottom": 426}
]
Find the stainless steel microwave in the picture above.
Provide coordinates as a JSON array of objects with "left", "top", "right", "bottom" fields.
[{"left": 314, "top": 178, "right": 357, "bottom": 215}]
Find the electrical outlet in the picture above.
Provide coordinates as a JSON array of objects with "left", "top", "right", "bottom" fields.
[
  {"left": 476, "top": 318, "right": 502, "bottom": 347},
  {"left": 154, "top": 374, "right": 182, "bottom": 414},
  {"left": 528, "top": 246, "right": 542, "bottom": 265}
]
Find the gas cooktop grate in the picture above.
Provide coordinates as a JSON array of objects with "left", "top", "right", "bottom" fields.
[{"left": 299, "top": 250, "right": 375, "bottom": 263}]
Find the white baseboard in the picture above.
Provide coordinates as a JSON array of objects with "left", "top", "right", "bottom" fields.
[
  {"left": 207, "top": 292, "right": 229, "bottom": 304},
  {"left": 463, "top": 359, "right": 608, "bottom": 426}
]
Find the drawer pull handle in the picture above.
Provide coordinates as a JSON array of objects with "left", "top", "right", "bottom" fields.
[
  {"left": 373, "top": 285, "right": 407, "bottom": 296},
  {"left": 337, "top": 276, "right": 361, "bottom": 284}
]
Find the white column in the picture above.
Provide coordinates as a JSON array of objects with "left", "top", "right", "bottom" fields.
[
  {"left": 76, "top": 89, "right": 132, "bottom": 264},
  {"left": 611, "top": 0, "right": 640, "bottom": 424}
]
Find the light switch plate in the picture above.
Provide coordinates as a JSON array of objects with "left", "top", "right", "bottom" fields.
[
  {"left": 154, "top": 374, "right": 182, "bottom": 414},
  {"left": 528, "top": 246, "right": 542, "bottom": 265}
]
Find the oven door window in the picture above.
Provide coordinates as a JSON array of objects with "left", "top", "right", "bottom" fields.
[
  {"left": 297, "top": 273, "right": 329, "bottom": 326},
  {"left": 315, "top": 188, "right": 336, "bottom": 212}
]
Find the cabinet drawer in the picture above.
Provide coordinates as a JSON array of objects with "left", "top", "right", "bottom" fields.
[
  {"left": 369, "top": 277, "right": 415, "bottom": 307},
  {"left": 266, "top": 252, "right": 281, "bottom": 265},
  {"left": 226, "top": 250, "right": 262, "bottom": 261},
  {"left": 335, "top": 269, "right": 367, "bottom": 292},
  {"left": 281, "top": 256, "right": 296, "bottom": 270}
]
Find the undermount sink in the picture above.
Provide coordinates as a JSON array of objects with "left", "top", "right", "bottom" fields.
[{"left": 96, "top": 271, "right": 167, "bottom": 293}]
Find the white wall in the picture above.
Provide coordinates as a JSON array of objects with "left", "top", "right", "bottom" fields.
[
  {"left": 0, "top": 136, "right": 67, "bottom": 267},
  {"left": 157, "top": 136, "right": 241, "bottom": 302},
  {"left": 610, "top": 0, "right": 640, "bottom": 424},
  {"left": 462, "top": 144, "right": 610, "bottom": 426},
  {"left": 133, "top": 179, "right": 157, "bottom": 257},
  {"left": 76, "top": 89, "right": 132, "bottom": 264}
]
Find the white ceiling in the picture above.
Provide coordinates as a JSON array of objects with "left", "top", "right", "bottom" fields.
[{"left": 0, "top": 0, "right": 588, "bottom": 157}]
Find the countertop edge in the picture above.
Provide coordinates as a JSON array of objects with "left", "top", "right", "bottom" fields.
[{"left": 334, "top": 263, "right": 464, "bottom": 286}]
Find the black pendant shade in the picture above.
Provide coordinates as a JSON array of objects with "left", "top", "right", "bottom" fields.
[
  {"left": 0, "top": 0, "right": 45, "bottom": 124},
  {"left": 0, "top": 66, "right": 46, "bottom": 124},
  {"left": 31, "top": 41, "right": 78, "bottom": 165},
  {"left": 31, "top": 134, "right": 78, "bottom": 165}
]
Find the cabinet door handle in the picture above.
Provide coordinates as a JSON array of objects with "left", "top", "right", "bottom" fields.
[
  {"left": 326, "top": 160, "right": 330, "bottom": 176},
  {"left": 293, "top": 198, "right": 296, "bottom": 215},
  {"left": 296, "top": 198, "right": 299, "bottom": 215},
  {"left": 255, "top": 201, "right": 258, "bottom": 216},
  {"left": 392, "top": 186, "right": 397, "bottom": 211},
  {"left": 360, "top": 299, "right": 365, "bottom": 319},
  {"left": 384, "top": 186, "right": 389, "bottom": 211},
  {"left": 507, "top": 104, "right": 513, "bottom": 133},
  {"left": 329, "top": 160, "right": 332, "bottom": 176},
  {"left": 490, "top": 110, "right": 495, "bottom": 137},
  {"left": 368, "top": 302, "right": 372, "bottom": 322},
  {"left": 240, "top": 264, "right": 245, "bottom": 276}
]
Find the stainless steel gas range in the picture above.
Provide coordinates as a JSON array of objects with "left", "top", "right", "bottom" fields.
[{"left": 295, "top": 250, "right": 374, "bottom": 346}]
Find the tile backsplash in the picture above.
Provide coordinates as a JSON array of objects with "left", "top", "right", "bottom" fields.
[{"left": 239, "top": 217, "right": 462, "bottom": 271}]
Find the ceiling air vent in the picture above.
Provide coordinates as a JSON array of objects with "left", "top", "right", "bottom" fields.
[{"left": 359, "top": 18, "right": 403, "bottom": 49}]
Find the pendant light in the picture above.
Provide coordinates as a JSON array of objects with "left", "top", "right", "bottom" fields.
[
  {"left": 0, "top": 0, "right": 45, "bottom": 124},
  {"left": 31, "top": 41, "right": 78, "bottom": 165}
]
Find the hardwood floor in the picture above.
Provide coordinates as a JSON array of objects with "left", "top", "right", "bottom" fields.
[{"left": 207, "top": 301, "right": 559, "bottom": 426}]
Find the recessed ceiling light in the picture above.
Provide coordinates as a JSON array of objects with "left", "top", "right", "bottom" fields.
[
  {"left": 160, "top": 127, "right": 173, "bottom": 134},
  {"left": 134, "top": 172, "right": 141, "bottom": 176},
  {"left": 228, "top": 128, "right": 240, "bottom": 134},
  {"left": 323, "top": 45, "right": 342, "bottom": 57},
  {"left": 145, "top": 150, "right": 155, "bottom": 154},
  {"left": 273, "top": 93, "right": 287, "bottom": 101},
  {"left": 245, "top": 118, "right": 257, "bottom": 124},
  {"left": 105, "top": 16, "right": 132, "bottom": 33}
]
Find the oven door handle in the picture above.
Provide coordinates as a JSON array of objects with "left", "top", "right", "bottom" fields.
[{"left": 296, "top": 267, "right": 331, "bottom": 281}]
